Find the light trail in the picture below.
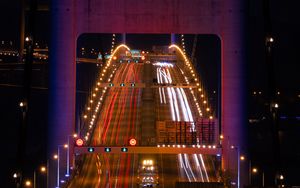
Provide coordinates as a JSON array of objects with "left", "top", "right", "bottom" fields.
[
  {"left": 176, "top": 88, "right": 189, "bottom": 121},
  {"left": 162, "top": 67, "right": 180, "bottom": 121},
  {"left": 160, "top": 68, "right": 167, "bottom": 104},
  {"left": 157, "top": 68, "right": 163, "bottom": 104},
  {"left": 178, "top": 154, "right": 192, "bottom": 182},
  {"left": 184, "top": 154, "right": 197, "bottom": 181},
  {"left": 199, "top": 154, "right": 210, "bottom": 182},
  {"left": 193, "top": 154, "right": 204, "bottom": 182}
]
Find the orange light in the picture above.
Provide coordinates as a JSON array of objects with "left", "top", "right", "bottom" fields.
[
  {"left": 129, "top": 138, "right": 137, "bottom": 146},
  {"left": 76, "top": 139, "right": 84, "bottom": 146},
  {"left": 252, "top": 168, "right": 258, "bottom": 173}
]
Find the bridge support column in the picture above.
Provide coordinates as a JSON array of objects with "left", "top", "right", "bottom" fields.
[
  {"left": 221, "top": 0, "right": 248, "bottom": 187},
  {"left": 48, "top": 0, "right": 76, "bottom": 187}
]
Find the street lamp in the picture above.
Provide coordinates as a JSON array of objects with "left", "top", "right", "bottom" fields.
[
  {"left": 66, "top": 134, "right": 78, "bottom": 177},
  {"left": 54, "top": 144, "right": 68, "bottom": 188},
  {"left": 33, "top": 165, "right": 47, "bottom": 188},
  {"left": 251, "top": 167, "right": 265, "bottom": 187},
  {"left": 25, "top": 180, "right": 32, "bottom": 187},
  {"left": 231, "top": 145, "right": 243, "bottom": 188}
]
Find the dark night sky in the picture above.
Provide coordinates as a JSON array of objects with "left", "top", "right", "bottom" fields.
[
  {"left": 0, "top": 0, "right": 299, "bottom": 89},
  {"left": 1, "top": 0, "right": 300, "bottom": 186}
]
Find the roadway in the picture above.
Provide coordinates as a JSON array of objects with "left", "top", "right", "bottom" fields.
[{"left": 68, "top": 49, "right": 218, "bottom": 187}]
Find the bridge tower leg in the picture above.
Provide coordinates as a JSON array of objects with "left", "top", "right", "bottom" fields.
[
  {"left": 221, "top": 1, "right": 247, "bottom": 187},
  {"left": 48, "top": 0, "right": 76, "bottom": 187}
]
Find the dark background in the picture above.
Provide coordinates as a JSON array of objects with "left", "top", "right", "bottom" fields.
[{"left": 0, "top": 0, "right": 300, "bottom": 187}]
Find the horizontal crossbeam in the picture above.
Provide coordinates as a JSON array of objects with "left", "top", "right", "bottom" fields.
[
  {"left": 97, "top": 83, "right": 197, "bottom": 88},
  {"left": 74, "top": 146, "right": 221, "bottom": 155}
]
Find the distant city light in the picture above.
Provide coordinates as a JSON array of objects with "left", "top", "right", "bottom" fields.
[
  {"left": 40, "top": 166, "right": 46, "bottom": 172},
  {"left": 279, "top": 175, "right": 284, "bottom": 180},
  {"left": 25, "top": 180, "right": 31, "bottom": 187},
  {"left": 220, "top": 134, "right": 224, "bottom": 140}
]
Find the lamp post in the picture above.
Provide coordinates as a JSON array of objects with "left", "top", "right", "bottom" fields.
[
  {"left": 252, "top": 167, "right": 265, "bottom": 187},
  {"left": 55, "top": 144, "right": 68, "bottom": 188},
  {"left": 33, "top": 166, "right": 46, "bottom": 188},
  {"left": 231, "top": 145, "right": 244, "bottom": 188},
  {"left": 66, "top": 134, "right": 77, "bottom": 177},
  {"left": 24, "top": 180, "right": 32, "bottom": 187}
]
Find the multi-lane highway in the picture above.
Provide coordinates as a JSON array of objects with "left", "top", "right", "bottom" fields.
[{"left": 68, "top": 45, "right": 218, "bottom": 187}]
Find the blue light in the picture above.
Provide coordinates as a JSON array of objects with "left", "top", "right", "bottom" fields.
[
  {"left": 104, "top": 147, "right": 111, "bottom": 152},
  {"left": 121, "top": 147, "right": 128, "bottom": 152},
  {"left": 87, "top": 147, "right": 95, "bottom": 152}
]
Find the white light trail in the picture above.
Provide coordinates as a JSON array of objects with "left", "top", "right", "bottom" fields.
[
  {"left": 193, "top": 154, "right": 204, "bottom": 182},
  {"left": 199, "top": 154, "right": 210, "bottom": 182},
  {"left": 184, "top": 154, "right": 197, "bottom": 181},
  {"left": 167, "top": 87, "right": 176, "bottom": 121},
  {"left": 157, "top": 68, "right": 163, "bottom": 104},
  {"left": 176, "top": 88, "right": 188, "bottom": 121},
  {"left": 163, "top": 68, "right": 180, "bottom": 121},
  {"left": 180, "top": 88, "right": 195, "bottom": 130},
  {"left": 153, "top": 62, "right": 174, "bottom": 67},
  {"left": 160, "top": 68, "right": 167, "bottom": 104},
  {"left": 162, "top": 87, "right": 167, "bottom": 104},
  {"left": 178, "top": 154, "right": 192, "bottom": 182}
]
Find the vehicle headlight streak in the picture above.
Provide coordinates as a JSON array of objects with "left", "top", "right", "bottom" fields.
[
  {"left": 193, "top": 154, "right": 204, "bottom": 182},
  {"left": 178, "top": 154, "right": 192, "bottom": 182},
  {"left": 169, "top": 44, "right": 212, "bottom": 119},
  {"left": 166, "top": 44, "right": 211, "bottom": 182},
  {"left": 199, "top": 154, "right": 210, "bottom": 182}
]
